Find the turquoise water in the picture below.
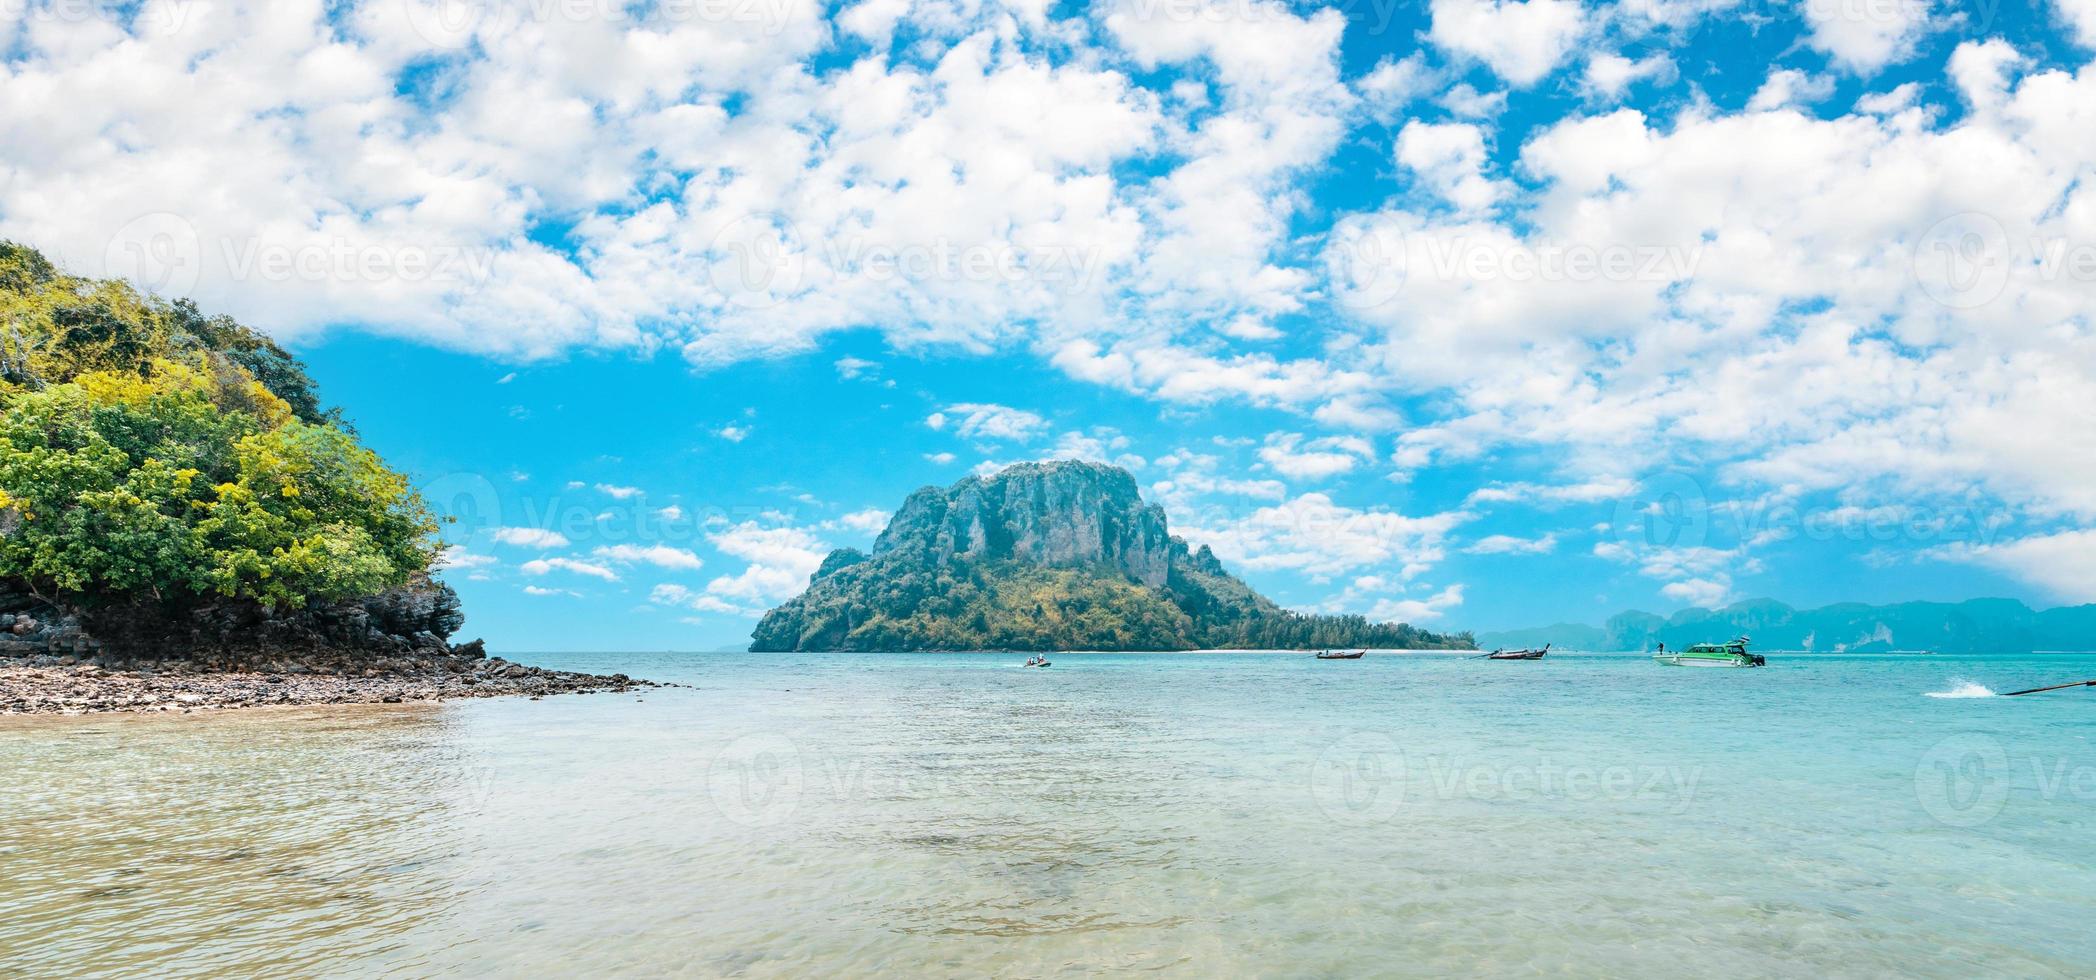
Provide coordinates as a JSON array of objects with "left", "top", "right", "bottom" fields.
[{"left": 4, "top": 650, "right": 2095, "bottom": 976}]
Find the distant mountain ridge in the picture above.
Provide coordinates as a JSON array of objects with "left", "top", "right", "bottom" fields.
[
  {"left": 751, "top": 461, "right": 1473, "bottom": 652},
  {"left": 1477, "top": 598, "right": 2096, "bottom": 654}
]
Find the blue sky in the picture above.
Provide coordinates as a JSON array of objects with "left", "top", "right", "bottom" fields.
[{"left": 6, "top": 0, "right": 2096, "bottom": 649}]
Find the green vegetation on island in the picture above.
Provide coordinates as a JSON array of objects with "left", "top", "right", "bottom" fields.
[
  {"left": 752, "top": 461, "right": 1472, "bottom": 652},
  {"left": 0, "top": 243, "right": 441, "bottom": 640}
]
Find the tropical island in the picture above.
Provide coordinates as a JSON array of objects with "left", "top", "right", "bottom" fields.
[
  {"left": 0, "top": 243, "right": 645, "bottom": 712},
  {"left": 752, "top": 460, "right": 1474, "bottom": 652}
]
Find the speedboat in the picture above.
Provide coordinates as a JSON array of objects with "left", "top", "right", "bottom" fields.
[
  {"left": 1023, "top": 656, "right": 1052, "bottom": 668},
  {"left": 1487, "top": 644, "right": 1549, "bottom": 660},
  {"left": 1314, "top": 650, "right": 1365, "bottom": 660},
  {"left": 1653, "top": 637, "right": 1764, "bottom": 668}
]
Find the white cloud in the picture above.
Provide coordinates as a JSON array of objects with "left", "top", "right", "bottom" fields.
[
  {"left": 1428, "top": 0, "right": 1588, "bottom": 87},
  {"left": 436, "top": 546, "right": 498, "bottom": 569},
  {"left": 1466, "top": 532, "right": 1559, "bottom": 554},
  {"left": 1801, "top": 0, "right": 1935, "bottom": 73},
  {"left": 1396, "top": 121, "right": 1507, "bottom": 213},
  {"left": 1357, "top": 54, "right": 1440, "bottom": 119},
  {"left": 2060, "top": 0, "right": 2096, "bottom": 48},
  {"left": 715, "top": 424, "right": 750, "bottom": 442},
  {"left": 523, "top": 585, "right": 582, "bottom": 597},
  {"left": 1584, "top": 52, "right": 1675, "bottom": 99},
  {"left": 1180, "top": 493, "right": 1469, "bottom": 578},
  {"left": 1595, "top": 540, "right": 1755, "bottom": 607},
  {"left": 705, "top": 520, "right": 830, "bottom": 604},
  {"left": 657, "top": 505, "right": 685, "bottom": 521},
  {"left": 835, "top": 356, "right": 879, "bottom": 379},
  {"left": 1367, "top": 584, "right": 1467, "bottom": 624},
  {"left": 836, "top": 508, "right": 892, "bottom": 534},
  {"left": 1746, "top": 68, "right": 1836, "bottom": 111},
  {"left": 490, "top": 526, "right": 571, "bottom": 548},
  {"left": 1935, "top": 530, "right": 2096, "bottom": 602},
  {"left": 940, "top": 402, "right": 1050, "bottom": 442},
  {"left": 521, "top": 557, "right": 621, "bottom": 581},
  {"left": 1465, "top": 478, "right": 1635, "bottom": 507},
  {"left": 1659, "top": 578, "right": 1731, "bottom": 607},
  {"left": 924, "top": 451, "right": 958, "bottom": 465},
  {"left": 595, "top": 484, "right": 643, "bottom": 500},
  {"left": 593, "top": 544, "right": 705, "bottom": 570},
  {"left": 1258, "top": 432, "right": 1375, "bottom": 480}
]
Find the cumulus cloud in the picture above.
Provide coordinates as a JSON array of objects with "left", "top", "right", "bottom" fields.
[
  {"left": 592, "top": 544, "right": 705, "bottom": 570},
  {"left": 1367, "top": 584, "right": 1467, "bottom": 624},
  {"left": 1180, "top": 493, "right": 1469, "bottom": 578},
  {"left": 835, "top": 508, "right": 892, "bottom": 534},
  {"left": 1466, "top": 533, "right": 1559, "bottom": 554},
  {"left": 939, "top": 403, "right": 1050, "bottom": 442},
  {"left": 491, "top": 526, "right": 571, "bottom": 548},
  {"left": 1258, "top": 432, "right": 1376, "bottom": 480},
  {"left": 1428, "top": 0, "right": 1587, "bottom": 87},
  {"left": 704, "top": 521, "right": 829, "bottom": 604},
  {"left": 1801, "top": 0, "right": 1936, "bottom": 73},
  {"left": 521, "top": 557, "right": 621, "bottom": 581},
  {"left": 1934, "top": 530, "right": 2096, "bottom": 603}
]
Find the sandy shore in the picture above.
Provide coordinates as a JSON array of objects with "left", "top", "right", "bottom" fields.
[{"left": 0, "top": 654, "right": 657, "bottom": 715}]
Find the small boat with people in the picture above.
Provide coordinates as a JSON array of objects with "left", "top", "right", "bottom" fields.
[
  {"left": 1486, "top": 644, "right": 1549, "bottom": 660},
  {"left": 1653, "top": 637, "right": 1765, "bottom": 668},
  {"left": 1023, "top": 655, "right": 1052, "bottom": 668},
  {"left": 1314, "top": 650, "right": 1366, "bottom": 660}
]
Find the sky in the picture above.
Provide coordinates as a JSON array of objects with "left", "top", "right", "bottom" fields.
[{"left": 4, "top": 0, "right": 2096, "bottom": 651}]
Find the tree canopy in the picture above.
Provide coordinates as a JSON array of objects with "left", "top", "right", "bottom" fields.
[{"left": 0, "top": 242, "right": 439, "bottom": 611}]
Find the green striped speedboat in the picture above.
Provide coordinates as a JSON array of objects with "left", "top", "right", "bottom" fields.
[{"left": 1653, "top": 637, "right": 1765, "bottom": 668}]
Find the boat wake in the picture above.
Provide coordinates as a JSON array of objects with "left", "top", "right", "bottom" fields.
[{"left": 1925, "top": 680, "right": 1997, "bottom": 699}]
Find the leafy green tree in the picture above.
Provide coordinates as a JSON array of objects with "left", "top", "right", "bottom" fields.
[{"left": 0, "top": 243, "right": 439, "bottom": 615}]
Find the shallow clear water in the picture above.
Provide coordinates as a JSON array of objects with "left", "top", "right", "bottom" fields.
[{"left": 3, "top": 651, "right": 2095, "bottom": 976}]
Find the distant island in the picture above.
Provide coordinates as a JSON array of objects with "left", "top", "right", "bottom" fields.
[
  {"left": 752, "top": 460, "right": 1473, "bottom": 652},
  {"left": 1479, "top": 597, "right": 2096, "bottom": 654}
]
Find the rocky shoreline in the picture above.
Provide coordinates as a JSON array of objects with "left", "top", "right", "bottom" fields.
[
  {"left": 0, "top": 579, "right": 661, "bottom": 715},
  {"left": 0, "top": 648, "right": 658, "bottom": 715}
]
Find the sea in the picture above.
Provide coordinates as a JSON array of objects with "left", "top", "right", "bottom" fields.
[{"left": 3, "top": 650, "right": 2094, "bottom": 977}]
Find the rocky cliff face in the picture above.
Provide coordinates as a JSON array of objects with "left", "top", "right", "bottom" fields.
[{"left": 874, "top": 461, "right": 1176, "bottom": 587}]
